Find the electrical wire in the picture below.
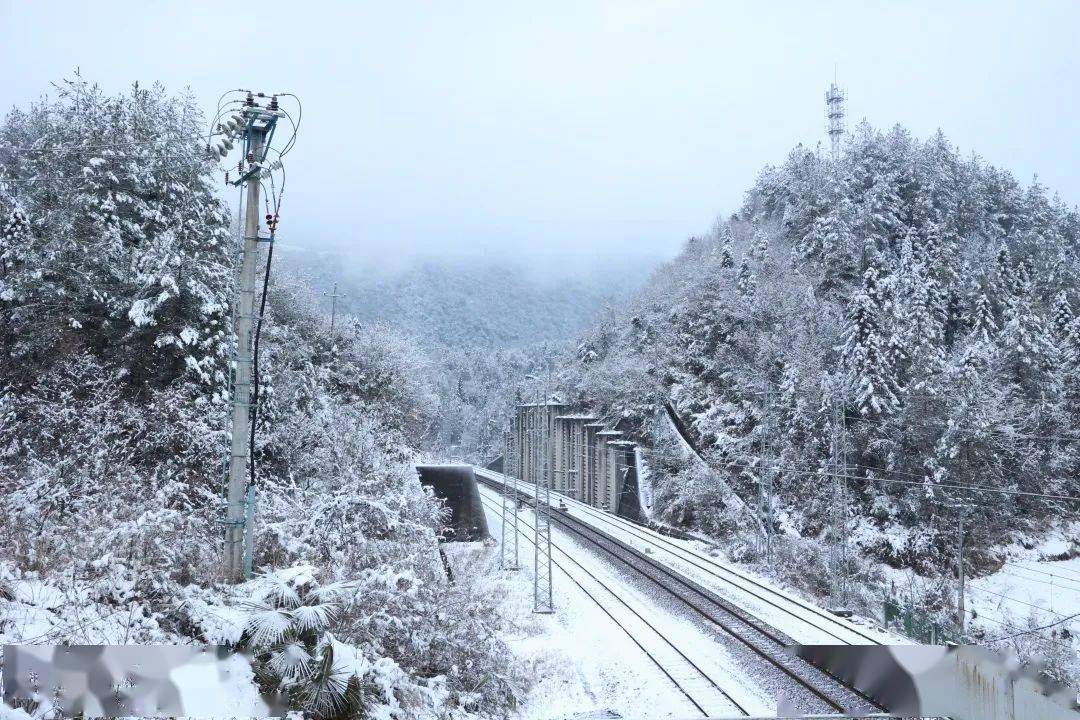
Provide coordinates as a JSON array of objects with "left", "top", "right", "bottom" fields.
[
  {"left": 845, "top": 409, "right": 1080, "bottom": 446},
  {"left": 970, "top": 585, "right": 1069, "bottom": 617},
  {"left": 246, "top": 120, "right": 288, "bottom": 494},
  {"left": 963, "top": 610, "right": 1075, "bottom": 651},
  {"left": 981, "top": 611, "right": 1080, "bottom": 644},
  {"left": 1010, "top": 561, "right": 1080, "bottom": 581},
  {"left": 206, "top": 90, "right": 249, "bottom": 147},
  {"left": 999, "top": 564, "right": 1080, "bottom": 589},
  {"left": 637, "top": 437, "right": 1080, "bottom": 504},
  {"left": 249, "top": 222, "right": 275, "bottom": 492},
  {"left": 273, "top": 93, "right": 302, "bottom": 157}
]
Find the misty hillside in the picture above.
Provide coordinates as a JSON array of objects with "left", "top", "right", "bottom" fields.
[
  {"left": 274, "top": 252, "right": 654, "bottom": 459},
  {"left": 561, "top": 122, "right": 1080, "bottom": 648},
  {"left": 283, "top": 253, "right": 650, "bottom": 349}
]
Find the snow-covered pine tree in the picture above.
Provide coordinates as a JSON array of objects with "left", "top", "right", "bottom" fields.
[
  {"left": 718, "top": 236, "right": 735, "bottom": 268},
  {"left": 843, "top": 268, "right": 898, "bottom": 416},
  {"left": 0, "top": 208, "right": 29, "bottom": 296},
  {"left": 751, "top": 226, "right": 770, "bottom": 261},
  {"left": 1052, "top": 290, "right": 1073, "bottom": 339},
  {"left": 999, "top": 282, "right": 1051, "bottom": 396},
  {"left": 737, "top": 258, "right": 757, "bottom": 299},
  {"left": 968, "top": 283, "right": 1000, "bottom": 342}
]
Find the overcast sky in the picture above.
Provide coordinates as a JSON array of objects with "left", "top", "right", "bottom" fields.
[{"left": 1, "top": 1, "right": 1077, "bottom": 273}]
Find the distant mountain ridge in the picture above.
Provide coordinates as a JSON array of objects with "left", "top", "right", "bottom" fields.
[{"left": 282, "top": 253, "right": 653, "bottom": 348}]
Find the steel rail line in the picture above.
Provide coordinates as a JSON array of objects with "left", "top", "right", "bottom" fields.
[
  {"left": 476, "top": 491, "right": 750, "bottom": 717},
  {"left": 476, "top": 471, "right": 886, "bottom": 716},
  {"left": 552, "top": 493, "right": 885, "bottom": 645},
  {"left": 486, "top": 465, "right": 883, "bottom": 646}
]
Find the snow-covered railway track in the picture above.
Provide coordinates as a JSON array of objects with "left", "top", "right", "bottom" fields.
[
  {"left": 553, "top": 496, "right": 885, "bottom": 645},
  {"left": 475, "top": 471, "right": 885, "bottom": 716},
  {"left": 477, "top": 491, "right": 751, "bottom": 718},
  {"left": 479, "top": 467, "right": 885, "bottom": 646}
]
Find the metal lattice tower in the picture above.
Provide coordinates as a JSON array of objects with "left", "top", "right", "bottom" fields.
[
  {"left": 825, "top": 81, "right": 846, "bottom": 159},
  {"left": 500, "top": 426, "right": 521, "bottom": 571},
  {"left": 533, "top": 403, "right": 555, "bottom": 613}
]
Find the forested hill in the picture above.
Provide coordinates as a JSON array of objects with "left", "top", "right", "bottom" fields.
[
  {"left": 0, "top": 80, "right": 521, "bottom": 718},
  {"left": 282, "top": 254, "right": 650, "bottom": 349},
  {"left": 564, "top": 121, "right": 1080, "bottom": 578},
  {"left": 274, "top": 254, "right": 654, "bottom": 459}
]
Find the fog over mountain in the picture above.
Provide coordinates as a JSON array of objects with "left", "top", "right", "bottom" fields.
[{"left": 281, "top": 250, "right": 657, "bottom": 349}]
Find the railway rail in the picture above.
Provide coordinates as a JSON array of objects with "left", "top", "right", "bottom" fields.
[
  {"left": 550, "top": 487, "right": 886, "bottom": 645},
  {"left": 475, "top": 490, "right": 752, "bottom": 717},
  {"left": 475, "top": 469, "right": 889, "bottom": 717},
  {"left": 481, "top": 466, "right": 887, "bottom": 646}
]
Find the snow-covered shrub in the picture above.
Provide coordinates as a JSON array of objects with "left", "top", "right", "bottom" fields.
[{"left": 235, "top": 560, "right": 521, "bottom": 720}]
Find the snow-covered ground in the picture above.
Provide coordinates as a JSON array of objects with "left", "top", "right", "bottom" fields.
[
  {"left": 0, "top": 572, "right": 272, "bottom": 718},
  {"left": 473, "top": 483, "right": 776, "bottom": 718},
  {"left": 966, "top": 525, "right": 1080, "bottom": 650},
  {"left": 476, "top": 468, "right": 901, "bottom": 647}
]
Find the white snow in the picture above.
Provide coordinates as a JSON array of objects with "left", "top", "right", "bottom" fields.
[
  {"left": 475, "top": 480, "right": 776, "bottom": 719},
  {"left": 477, "top": 467, "right": 902, "bottom": 648},
  {"left": 966, "top": 524, "right": 1080, "bottom": 647}
]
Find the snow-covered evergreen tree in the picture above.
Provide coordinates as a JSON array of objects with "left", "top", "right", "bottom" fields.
[
  {"left": 718, "top": 236, "right": 735, "bottom": 268},
  {"left": 968, "top": 284, "right": 1000, "bottom": 342},
  {"left": 736, "top": 258, "right": 756, "bottom": 299},
  {"left": 843, "top": 268, "right": 898, "bottom": 416}
]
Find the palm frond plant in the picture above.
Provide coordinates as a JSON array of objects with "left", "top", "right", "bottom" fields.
[{"left": 239, "top": 567, "right": 361, "bottom": 718}]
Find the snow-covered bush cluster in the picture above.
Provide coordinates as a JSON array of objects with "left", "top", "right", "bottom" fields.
[
  {"left": 562, "top": 124, "right": 1079, "bottom": 654},
  {"left": 0, "top": 77, "right": 234, "bottom": 586},
  {"left": 0, "top": 78, "right": 521, "bottom": 718}
]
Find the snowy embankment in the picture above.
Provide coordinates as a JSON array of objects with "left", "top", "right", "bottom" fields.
[
  {"left": 477, "top": 468, "right": 901, "bottom": 647},
  {"left": 966, "top": 526, "right": 1079, "bottom": 658},
  {"left": 0, "top": 569, "right": 268, "bottom": 717},
  {"left": 473, "top": 482, "right": 775, "bottom": 718}
]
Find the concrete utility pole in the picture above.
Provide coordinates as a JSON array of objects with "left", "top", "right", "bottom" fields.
[
  {"left": 216, "top": 92, "right": 285, "bottom": 584},
  {"left": 324, "top": 281, "right": 345, "bottom": 335},
  {"left": 830, "top": 392, "right": 850, "bottom": 613},
  {"left": 223, "top": 124, "right": 266, "bottom": 583},
  {"left": 951, "top": 503, "right": 974, "bottom": 635}
]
